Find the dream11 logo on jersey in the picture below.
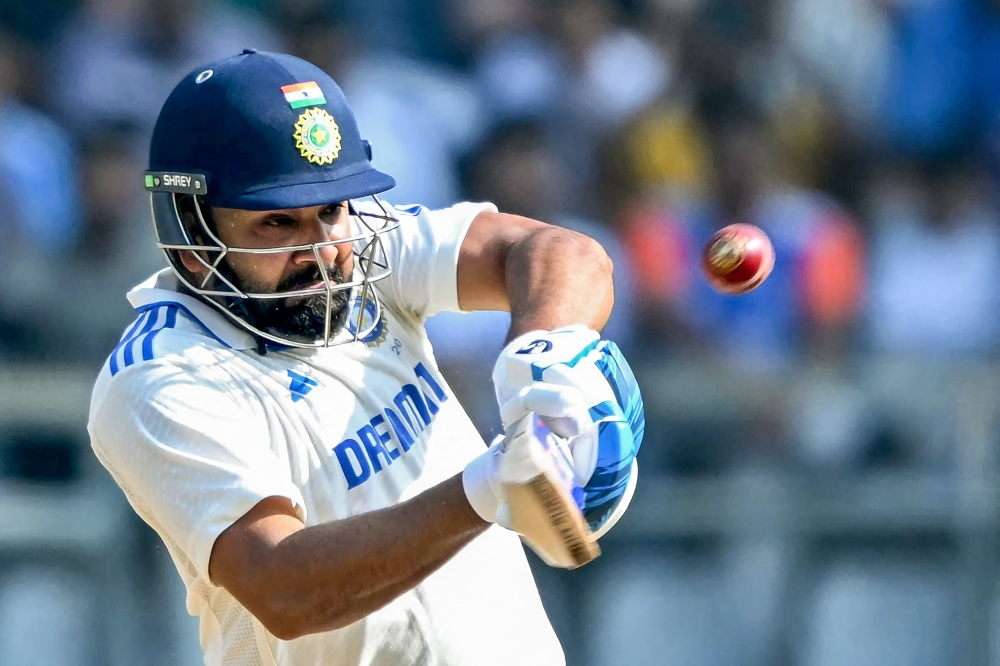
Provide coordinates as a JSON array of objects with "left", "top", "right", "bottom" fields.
[{"left": 332, "top": 362, "right": 448, "bottom": 489}]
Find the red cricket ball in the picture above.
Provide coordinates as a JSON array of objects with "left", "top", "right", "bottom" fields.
[{"left": 701, "top": 223, "right": 775, "bottom": 295}]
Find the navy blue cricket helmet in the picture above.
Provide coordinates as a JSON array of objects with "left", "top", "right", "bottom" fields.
[{"left": 145, "top": 49, "right": 399, "bottom": 348}]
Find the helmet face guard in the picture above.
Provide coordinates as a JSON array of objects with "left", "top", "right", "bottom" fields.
[{"left": 147, "top": 175, "right": 399, "bottom": 350}]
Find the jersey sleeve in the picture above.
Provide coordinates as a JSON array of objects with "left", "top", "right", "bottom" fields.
[
  {"left": 88, "top": 363, "right": 305, "bottom": 584},
  {"left": 371, "top": 201, "right": 498, "bottom": 320}
]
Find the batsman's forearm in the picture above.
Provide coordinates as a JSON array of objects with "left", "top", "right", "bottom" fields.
[
  {"left": 262, "top": 474, "right": 488, "bottom": 639},
  {"left": 504, "top": 227, "right": 615, "bottom": 341}
]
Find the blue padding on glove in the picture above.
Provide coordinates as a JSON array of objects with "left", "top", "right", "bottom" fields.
[
  {"left": 594, "top": 341, "right": 645, "bottom": 451},
  {"left": 582, "top": 343, "right": 644, "bottom": 533},
  {"left": 582, "top": 417, "right": 636, "bottom": 531}
]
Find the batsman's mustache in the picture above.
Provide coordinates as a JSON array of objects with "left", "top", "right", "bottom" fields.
[{"left": 279, "top": 264, "right": 346, "bottom": 291}]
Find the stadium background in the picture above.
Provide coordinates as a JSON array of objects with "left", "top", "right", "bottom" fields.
[{"left": 2, "top": 0, "right": 1000, "bottom": 664}]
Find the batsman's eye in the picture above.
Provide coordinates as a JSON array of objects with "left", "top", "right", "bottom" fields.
[
  {"left": 261, "top": 216, "right": 296, "bottom": 228},
  {"left": 320, "top": 203, "right": 345, "bottom": 221}
]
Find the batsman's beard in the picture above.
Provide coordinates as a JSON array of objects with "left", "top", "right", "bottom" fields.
[{"left": 236, "top": 263, "right": 352, "bottom": 344}]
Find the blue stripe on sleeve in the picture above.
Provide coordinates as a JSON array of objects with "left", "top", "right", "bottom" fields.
[
  {"left": 134, "top": 301, "right": 232, "bottom": 348},
  {"left": 108, "top": 305, "right": 184, "bottom": 376},
  {"left": 110, "top": 311, "right": 151, "bottom": 376},
  {"left": 117, "top": 311, "right": 148, "bottom": 343},
  {"left": 141, "top": 306, "right": 178, "bottom": 361},
  {"left": 123, "top": 307, "right": 162, "bottom": 367}
]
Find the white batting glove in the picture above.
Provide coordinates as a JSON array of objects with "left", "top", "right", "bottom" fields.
[
  {"left": 463, "top": 413, "right": 600, "bottom": 569},
  {"left": 493, "top": 326, "right": 602, "bottom": 438},
  {"left": 492, "top": 326, "right": 644, "bottom": 538}
]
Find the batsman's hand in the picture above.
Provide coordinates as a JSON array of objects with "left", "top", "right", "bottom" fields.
[
  {"left": 491, "top": 326, "right": 645, "bottom": 537},
  {"left": 463, "top": 413, "right": 600, "bottom": 568}
]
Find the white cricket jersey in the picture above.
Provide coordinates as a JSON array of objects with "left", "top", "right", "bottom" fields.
[{"left": 87, "top": 200, "right": 564, "bottom": 666}]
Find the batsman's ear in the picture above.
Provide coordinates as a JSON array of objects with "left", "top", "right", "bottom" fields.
[{"left": 175, "top": 195, "right": 212, "bottom": 240}]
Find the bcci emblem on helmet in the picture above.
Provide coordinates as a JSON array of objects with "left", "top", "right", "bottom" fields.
[{"left": 294, "top": 108, "right": 342, "bottom": 165}]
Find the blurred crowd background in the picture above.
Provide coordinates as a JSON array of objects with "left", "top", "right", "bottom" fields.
[{"left": 2, "top": 0, "right": 1000, "bottom": 664}]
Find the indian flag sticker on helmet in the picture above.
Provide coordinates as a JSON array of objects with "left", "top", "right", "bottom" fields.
[
  {"left": 281, "top": 81, "right": 326, "bottom": 109},
  {"left": 294, "top": 108, "right": 342, "bottom": 165}
]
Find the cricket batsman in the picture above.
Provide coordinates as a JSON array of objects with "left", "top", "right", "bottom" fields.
[{"left": 87, "top": 49, "right": 644, "bottom": 666}]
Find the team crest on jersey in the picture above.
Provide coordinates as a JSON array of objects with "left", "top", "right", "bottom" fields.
[
  {"left": 346, "top": 295, "right": 388, "bottom": 348},
  {"left": 294, "top": 108, "right": 342, "bottom": 165}
]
